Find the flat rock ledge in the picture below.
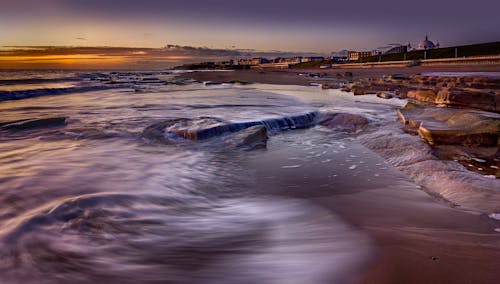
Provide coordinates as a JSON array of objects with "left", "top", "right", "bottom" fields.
[
  {"left": 345, "top": 74, "right": 499, "bottom": 112},
  {"left": 397, "top": 102, "right": 500, "bottom": 146}
]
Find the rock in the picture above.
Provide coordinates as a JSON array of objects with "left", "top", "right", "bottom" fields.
[
  {"left": 407, "top": 89, "right": 437, "bottom": 103},
  {"left": 344, "top": 72, "right": 353, "bottom": 77},
  {"left": 321, "top": 82, "right": 340, "bottom": 89},
  {"left": 397, "top": 103, "right": 425, "bottom": 134},
  {"left": 319, "top": 113, "right": 369, "bottom": 131},
  {"left": 142, "top": 118, "right": 194, "bottom": 143},
  {"left": 397, "top": 102, "right": 500, "bottom": 146},
  {"left": 353, "top": 88, "right": 366, "bottom": 96},
  {"left": 376, "top": 92, "right": 393, "bottom": 99},
  {"left": 228, "top": 80, "right": 251, "bottom": 85},
  {"left": 203, "top": 81, "right": 222, "bottom": 86},
  {"left": 435, "top": 88, "right": 498, "bottom": 112},
  {"left": 1, "top": 116, "right": 66, "bottom": 130},
  {"left": 387, "top": 74, "right": 409, "bottom": 80},
  {"left": 231, "top": 125, "right": 268, "bottom": 149},
  {"left": 143, "top": 112, "right": 318, "bottom": 142}
]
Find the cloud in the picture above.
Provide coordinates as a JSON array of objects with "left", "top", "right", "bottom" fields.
[
  {"left": 76, "top": 37, "right": 87, "bottom": 41},
  {"left": 0, "top": 44, "right": 327, "bottom": 69}
]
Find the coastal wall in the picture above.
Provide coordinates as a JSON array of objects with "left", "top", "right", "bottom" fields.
[{"left": 329, "top": 55, "right": 500, "bottom": 69}]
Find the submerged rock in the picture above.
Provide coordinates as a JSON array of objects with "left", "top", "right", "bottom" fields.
[
  {"left": 230, "top": 125, "right": 268, "bottom": 149},
  {"left": 1, "top": 116, "right": 66, "bottom": 130},
  {"left": 227, "top": 80, "right": 251, "bottom": 85},
  {"left": 143, "top": 112, "right": 318, "bottom": 143},
  {"left": 319, "top": 113, "right": 369, "bottom": 131},
  {"left": 204, "top": 81, "right": 222, "bottom": 86}
]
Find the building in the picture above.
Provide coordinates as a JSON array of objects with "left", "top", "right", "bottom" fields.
[
  {"left": 330, "top": 55, "right": 348, "bottom": 63},
  {"left": 348, "top": 51, "right": 372, "bottom": 61},
  {"left": 301, "top": 56, "right": 325, "bottom": 63},
  {"left": 238, "top": 57, "right": 269, "bottom": 65},
  {"left": 384, "top": 45, "right": 408, "bottom": 54},
  {"left": 417, "top": 35, "right": 439, "bottom": 50}
]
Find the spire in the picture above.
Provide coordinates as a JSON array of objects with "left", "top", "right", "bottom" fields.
[{"left": 425, "top": 34, "right": 428, "bottom": 41}]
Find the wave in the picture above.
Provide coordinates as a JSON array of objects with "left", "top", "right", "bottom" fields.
[
  {"left": 0, "top": 85, "right": 121, "bottom": 102},
  {"left": 0, "top": 77, "right": 78, "bottom": 86},
  {"left": 0, "top": 192, "right": 372, "bottom": 284},
  {"left": 143, "top": 112, "right": 319, "bottom": 142},
  {"left": 359, "top": 121, "right": 500, "bottom": 213}
]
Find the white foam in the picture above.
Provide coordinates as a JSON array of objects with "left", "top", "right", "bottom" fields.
[
  {"left": 349, "top": 165, "right": 357, "bottom": 170},
  {"left": 489, "top": 213, "right": 500, "bottom": 220},
  {"left": 282, "top": 165, "right": 301, "bottom": 169}
]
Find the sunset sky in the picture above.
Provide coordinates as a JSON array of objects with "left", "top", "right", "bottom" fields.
[{"left": 1, "top": 0, "right": 499, "bottom": 69}]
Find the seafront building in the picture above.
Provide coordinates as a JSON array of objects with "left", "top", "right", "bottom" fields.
[
  {"left": 347, "top": 51, "right": 372, "bottom": 62},
  {"left": 416, "top": 35, "right": 439, "bottom": 50}
]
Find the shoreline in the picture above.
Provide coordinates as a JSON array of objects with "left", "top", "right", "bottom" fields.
[
  {"left": 176, "top": 64, "right": 500, "bottom": 86},
  {"left": 1, "top": 68, "right": 498, "bottom": 283},
  {"left": 177, "top": 66, "right": 500, "bottom": 283}
]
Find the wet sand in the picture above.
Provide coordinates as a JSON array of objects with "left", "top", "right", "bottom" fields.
[
  {"left": 177, "top": 65, "right": 500, "bottom": 86},
  {"left": 247, "top": 129, "right": 500, "bottom": 284}
]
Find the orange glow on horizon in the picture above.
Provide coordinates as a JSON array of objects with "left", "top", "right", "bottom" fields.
[{"left": 0, "top": 52, "right": 193, "bottom": 69}]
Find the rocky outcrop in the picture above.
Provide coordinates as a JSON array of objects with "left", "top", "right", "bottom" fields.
[
  {"left": 343, "top": 74, "right": 499, "bottom": 113},
  {"left": 435, "top": 88, "right": 498, "bottom": 112},
  {"left": 1, "top": 116, "right": 67, "bottom": 130},
  {"left": 397, "top": 102, "right": 500, "bottom": 146},
  {"left": 359, "top": 123, "right": 500, "bottom": 212}
]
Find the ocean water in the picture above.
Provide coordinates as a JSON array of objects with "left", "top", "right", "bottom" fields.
[{"left": 0, "top": 70, "right": 499, "bottom": 283}]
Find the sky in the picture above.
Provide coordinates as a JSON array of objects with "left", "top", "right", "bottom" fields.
[{"left": 1, "top": 0, "right": 499, "bottom": 69}]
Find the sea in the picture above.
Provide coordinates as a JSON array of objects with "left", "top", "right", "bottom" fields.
[{"left": 0, "top": 70, "right": 498, "bottom": 283}]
